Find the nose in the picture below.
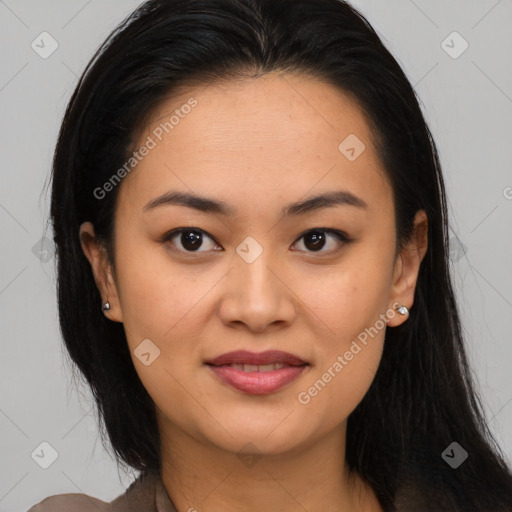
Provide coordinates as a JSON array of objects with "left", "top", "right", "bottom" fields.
[{"left": 217, "top": 245, "right": 296, "bottom": 333}]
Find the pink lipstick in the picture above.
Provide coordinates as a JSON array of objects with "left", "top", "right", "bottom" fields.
[{"left": 205, "top": 350, "right": 309, "bottom": 395}]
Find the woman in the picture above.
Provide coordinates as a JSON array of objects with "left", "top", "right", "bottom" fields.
[{"left": 28, "top": 0, "right": 512, "bottom": 510}]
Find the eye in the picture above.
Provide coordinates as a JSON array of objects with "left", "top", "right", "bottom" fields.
[
  {"left": 164, "top": 228, "right": 220, "bottom": 254},
  {"left": 291, "top": 228, "right": 351, "bottom": 256},
  {"left": 162, "top": 227, "right": 352, "bottom": 256}
]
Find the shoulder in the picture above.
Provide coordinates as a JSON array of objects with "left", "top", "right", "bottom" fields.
[
  {"left": 27, "top": 492, "right": 111, "bottom": 512},
  {"left": 27, "top": 471, "right": 166, "bottom": 512}
]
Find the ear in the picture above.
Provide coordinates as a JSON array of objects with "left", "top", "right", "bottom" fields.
[
  {"left": 387, "top": 210, "right": 428, "bottom": 327},
  {"left": 79, "top": 221, "right": 123, "bottom": 323}
]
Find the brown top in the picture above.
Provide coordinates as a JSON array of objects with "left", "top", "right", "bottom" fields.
[{"left": 27, "top": 470, "right": 179, "bottom": 512}]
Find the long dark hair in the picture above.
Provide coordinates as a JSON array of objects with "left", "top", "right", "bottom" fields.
[{"left": 45, "top": 0, "right": 512, "bottom": 510}]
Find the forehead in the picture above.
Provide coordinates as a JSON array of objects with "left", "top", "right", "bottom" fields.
[
  {"left": 118, "top": 72, "right": 390, "bottom": 216},
  {"left": 146, "top": 72, "right": 374, "bottom": 152}
]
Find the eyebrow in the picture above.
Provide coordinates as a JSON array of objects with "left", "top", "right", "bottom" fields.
[{"left": 143, "top": 189, "right": 368, "bottom": 216}]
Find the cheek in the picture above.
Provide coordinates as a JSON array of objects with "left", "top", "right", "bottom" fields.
[
  {"left": 297, "top": 249, "right": 394, "bottom": 345},
  {"left": 290, "top": 251, "right": 392, "bottom": 425},
  {"left": 114, "top": 237, "right": 209, "bottom": 345},
  {"left": 296, "top": 268, "right": 389, "bottom": 428},
  {"left": 112, "top": 235, "right": 228, "bottom": 383},
  {"left": 114, "top": 254, "right": 212, "bottom": 427},
  {"left": 296, "top": 332, "right": 385, "bottom": 437}
]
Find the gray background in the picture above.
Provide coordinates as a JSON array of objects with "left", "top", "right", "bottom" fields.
[{"left": 1, "top": 1, "right": 511, "bottom": 510}]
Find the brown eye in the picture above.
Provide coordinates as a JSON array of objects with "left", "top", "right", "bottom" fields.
[
  {"left": 303, "top": 231, "right": 327, "bottom": 251},
  {"left": 292, "top": 229, "right": 351, "bottom": 256},
  {"left": 179, "top": 230, "right": 203, "bottom": 251},
  {"left": 165, "top": 228, "right": 219, "bottom": 253},
  {"left": 162, "top": 227, "right": 351, "bottom": 256}
]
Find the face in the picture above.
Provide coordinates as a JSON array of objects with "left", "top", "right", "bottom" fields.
[{"left": 81, "top": 72, "right": 427, "bottom": 457}]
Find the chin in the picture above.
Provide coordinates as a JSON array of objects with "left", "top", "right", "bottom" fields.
[{"left": 195, "top": 416, "right": 315, "bottom": 457}]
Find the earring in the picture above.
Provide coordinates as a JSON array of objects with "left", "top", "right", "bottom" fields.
[
  {"left": 102, "top": 301, "right": 111, "bottom": 311},
  {"left": 395, "top": 304, "right": 409, "bottom": 319}
]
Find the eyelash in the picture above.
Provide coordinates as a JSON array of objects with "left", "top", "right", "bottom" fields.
[{"left": 161, "top": 227, "right": 352, "bottom": 257}]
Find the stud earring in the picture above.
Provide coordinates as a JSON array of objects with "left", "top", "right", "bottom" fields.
[
  {"left": 395, "top": 304, "right": 409, "bottom": 319},
  {"left": 102, "top": 301, "right": 111, "bottom": 311}
]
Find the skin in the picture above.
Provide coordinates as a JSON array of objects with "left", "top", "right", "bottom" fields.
[{"left": 80, "top": 72, "right": 428, "bottom": 512}]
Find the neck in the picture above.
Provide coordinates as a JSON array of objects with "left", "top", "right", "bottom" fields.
[{"left": 158, "top": 420, "right": 382, "bottom": 512}]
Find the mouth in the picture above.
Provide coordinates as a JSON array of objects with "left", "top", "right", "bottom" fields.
[
  {"left": 205, "top": 349, "right": 308, "bottom": 367},
  {"left": 209, "top": 362, "right": 301, "bottom": 372},
  {"left": 205, "top": 350, "right": 310, "bottom": 395}
]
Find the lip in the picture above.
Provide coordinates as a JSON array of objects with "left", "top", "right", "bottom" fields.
[
  {"left": 205, "top": 350, "right": 307, "bottom": 366},
  {"left": 205, "top": 350, "right": 309, "bottom": 395}
]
